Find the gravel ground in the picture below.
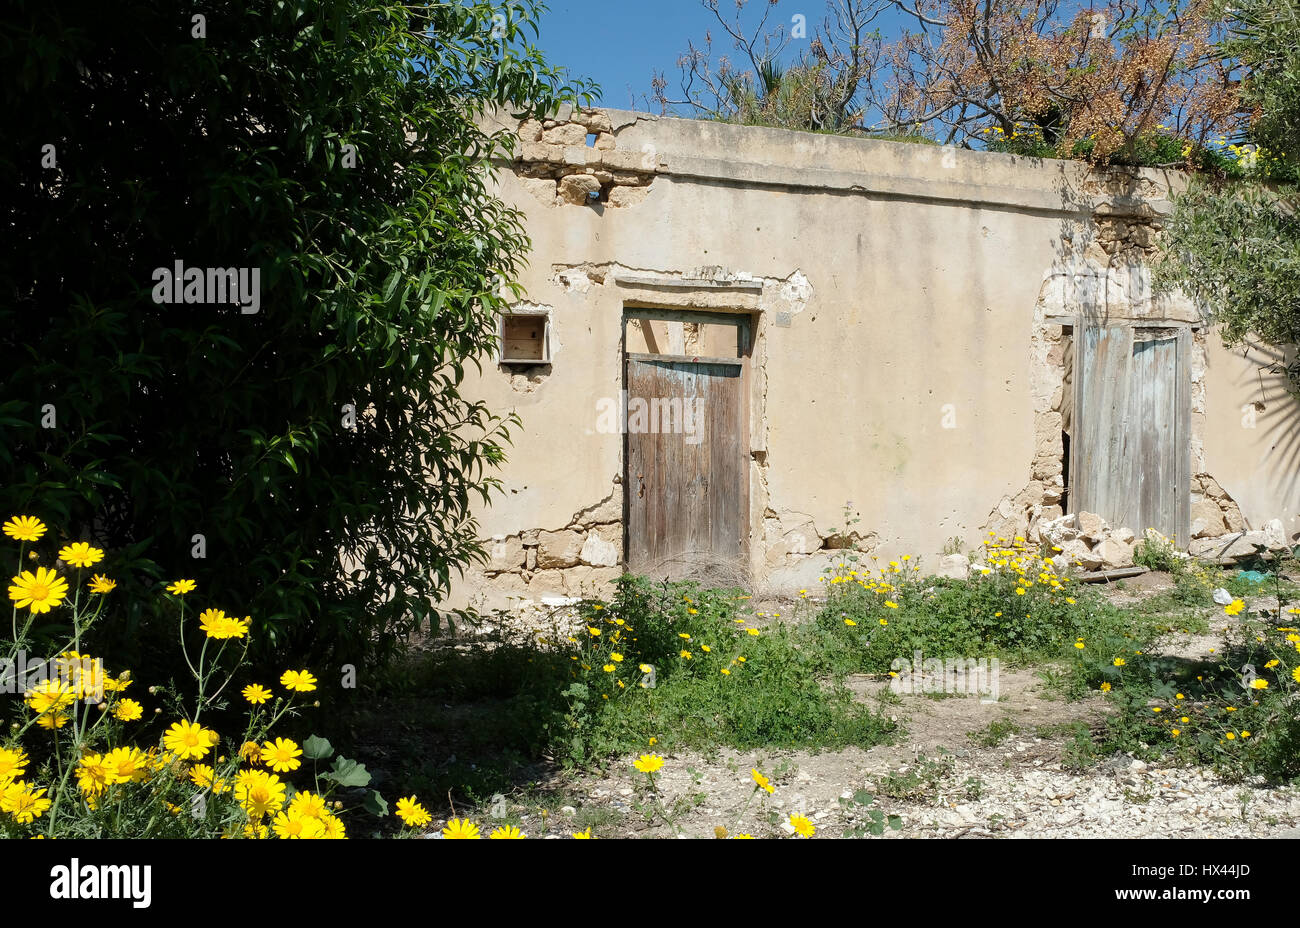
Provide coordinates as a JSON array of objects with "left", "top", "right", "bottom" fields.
[
  {"left": 894, "top": 754, "right": 1300, "bottom": 839},
  {"left": 417, "top": 574, "right": 1300, "bottom": 838},
  {"left": 423, "top": 739, "right": 1300, "bottom": 839}
]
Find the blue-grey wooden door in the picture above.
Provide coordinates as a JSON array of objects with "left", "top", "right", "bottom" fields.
[{"left": 1073, "top": 325, "right": 1191, "bottom": 546}]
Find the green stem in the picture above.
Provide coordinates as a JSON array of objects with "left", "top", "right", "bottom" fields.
[
  {"left": 733, "top": 784, "right": 760, "bottom": 830},
  {"left": 194, "top": 636, "right": 211, "bottom": 722},
  {"left": 204, "top": 638, "right": 250, "bottom": 706},
  {"left": 10, "top": 542, "right": 25, "bottom": 649},
  {"left": 71, "top": 569, "right": 82, "bottom": 657},
  {"left": 178, "top": 598, "right": 198, "bottom": 679}
]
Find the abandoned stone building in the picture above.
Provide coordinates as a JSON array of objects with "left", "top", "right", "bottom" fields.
[{"left": 446, "top": 105, "right": 1300, "bottom": 611}]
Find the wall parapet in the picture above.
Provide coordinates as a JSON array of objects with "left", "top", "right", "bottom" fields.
[{"left": 487, "top": 106, "right": 1187, "bottom": 219}]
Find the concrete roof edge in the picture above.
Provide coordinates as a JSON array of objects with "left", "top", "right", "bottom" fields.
[
  {"left": 593, "top": 108, "right": 1185, "bottom": 216},
  {"left": 483, "top": 106, "right": 1185, "bottom": 216}
]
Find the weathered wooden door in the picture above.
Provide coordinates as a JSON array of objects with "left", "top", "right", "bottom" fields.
[
  {"left": 625, "top": 354, "right": 747, "bottom": 579},
  {"left": 1073, "top": 324, "right": 1191, "bottom": 545}
]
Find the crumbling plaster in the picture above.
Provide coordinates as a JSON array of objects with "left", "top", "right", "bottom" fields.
[
  {"left": 983, "top": 199, "right": 1254, "bottom": 561},
  {"left": 447, "top": 108, "right": 1300, "bottom": 609}
]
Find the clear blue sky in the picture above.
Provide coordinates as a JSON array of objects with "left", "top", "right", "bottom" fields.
[
  {"left": 536, "top": 1, "right": 711, "bottom": 111},
  {"left": 534, "top": 0, "right": 918, "bottom": 113}
]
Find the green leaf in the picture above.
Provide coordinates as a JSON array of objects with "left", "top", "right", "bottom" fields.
[
  {"left": 382, "top": 270, "right": 401, "bottom": 302},
  {"left": 363, "top": 790, "right": 389, "bottom": 817},
  {"left": 323, "top": 756, "right": 372, "bottom": 788},
  {"left": 303, "top": 735, "right": 334, "bottom": 761}
]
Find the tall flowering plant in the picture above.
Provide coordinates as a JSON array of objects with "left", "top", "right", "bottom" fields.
[{"left": 1, "top": 514, "right": 393, "bottom": 838}]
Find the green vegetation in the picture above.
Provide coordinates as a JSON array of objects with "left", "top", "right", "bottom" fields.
[
  {"left": 340, "top": 542, "right": 1300, "bottom": 808},
  {"left": 838, "top": 790, "right": 904, "bottom": 838},
  {"left": 970, "top": 718, "right": 1021, "bottom": 748},
  {"left": 349, "top": 576, "right": 897, "bottom": 804},
  {"left": 2, "top": 0, "right": 594, "bottom": 676},
  {"left": 806, "top": 539, "right": 1160, "bottom": 674},
  {"left": 874, "top": 753, "right": 955, "bottom": 803},
  {"left": 1157, "top": 0, "right": 1300, "bottom": 386},
  {"left": 1065, "top": 551, "right": 1300, "bottom": 781},
  {"left": 550, "top": 578, "right": 895, "bottom": 767},
  {"left": 1133, "top": 532, "right": 1183, "bottom": 573}
]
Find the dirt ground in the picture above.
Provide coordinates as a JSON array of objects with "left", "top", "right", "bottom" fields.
[{"left": 409, "top": 571, "right": 1300, "bottom": 839}]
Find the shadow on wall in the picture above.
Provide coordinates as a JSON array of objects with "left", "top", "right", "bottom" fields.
[
  {"left": 1053, "top": 163, "right": 1096, "bottom": 267},
  {"left": 1229, "top": 338, "right": 1300, "bottom": 519}
]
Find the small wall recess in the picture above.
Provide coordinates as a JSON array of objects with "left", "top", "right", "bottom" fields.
[{"left": 499, "top": 310, "right": 551, "bottom": 364}]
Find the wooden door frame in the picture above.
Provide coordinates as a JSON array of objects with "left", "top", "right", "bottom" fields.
[
  {"left": 620, "top": 304, "right": 755, "bottom": 573},
  {"left": 1068, "top": 318, "right": 1193, "bottom": 546}
]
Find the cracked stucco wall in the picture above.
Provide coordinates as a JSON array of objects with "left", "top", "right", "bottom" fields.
[
  {"left": 477, "top": 487, "right": 625, "bottom": 603},
  {"left": 987, "top": 201, "right": 1251, "bottom": 550},
  {"left": 445, "top": 108, "right": 1300, "bottom": 609}
]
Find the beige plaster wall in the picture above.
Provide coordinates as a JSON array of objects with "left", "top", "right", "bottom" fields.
[
  {"left": 1202, "top": 337, "right": 1300, "bottom": 537},
  {"left": 444, "top": 106, "right": 1300, "bottom": 610}
]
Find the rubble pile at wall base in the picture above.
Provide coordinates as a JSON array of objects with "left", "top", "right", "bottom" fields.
[{"left": 1031, "top": 511, "right": 1292, "bottom": 572}]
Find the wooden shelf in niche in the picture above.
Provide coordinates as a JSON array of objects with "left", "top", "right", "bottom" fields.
[{"left": 499, "top": 311, "right": 551, "bottom": 365}]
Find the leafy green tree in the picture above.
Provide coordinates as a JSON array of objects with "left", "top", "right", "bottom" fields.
[
  {"left": 1157, "top": 0, "right": 1300, "bottom": 379},
  {"left": 0, "top": 0, "right": 593, "bottom": 671}
]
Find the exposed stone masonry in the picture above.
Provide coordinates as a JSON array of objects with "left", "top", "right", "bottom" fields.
[
  {"left": 474, "top": 484, "right": 625, "bottom": 604},
  {"left": 982, "top": 173, "right": 1248, "bottom": 563},
  {"left": 512, "top": 106, "right": 661, "bottom": 208}
]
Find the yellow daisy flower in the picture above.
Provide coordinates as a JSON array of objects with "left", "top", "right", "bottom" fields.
[
  {"left": 789, "top": 814, "right": 816, "bottom": 837},
  {"left": 58, "top": 543, "right": 104, "bottom": 569},
  {"left": 280, "top": 669, "right": 317, "bottom": 692},
  {"left": 259, "top": 737, "right": 303, "bottom": 773},
  {"left": 87, "top": 574, "right": 116, "bottom": 594},
  {"left": 162, "top": 719, "right": 218, "bottom": 761},
  {"left": 8, "top": 567, "right": 69, "bottom": 614},
  {"left": 632, "top": 753, "right": 664, "bottom": 774},
  {"left": 396, "top": 796, "right": 432, "bottom": 828},
  {"left": 113, "top": 698, "right": 144, "bottom": 721},
  {"left": 2, "top": 516, "right": 46, "bottom": 542},
  {"left": 442, "top": 817, "right": 480, "bottom": 839},
  {"left": 243, "top": 683, "right": 272, "bottom": 705}
]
